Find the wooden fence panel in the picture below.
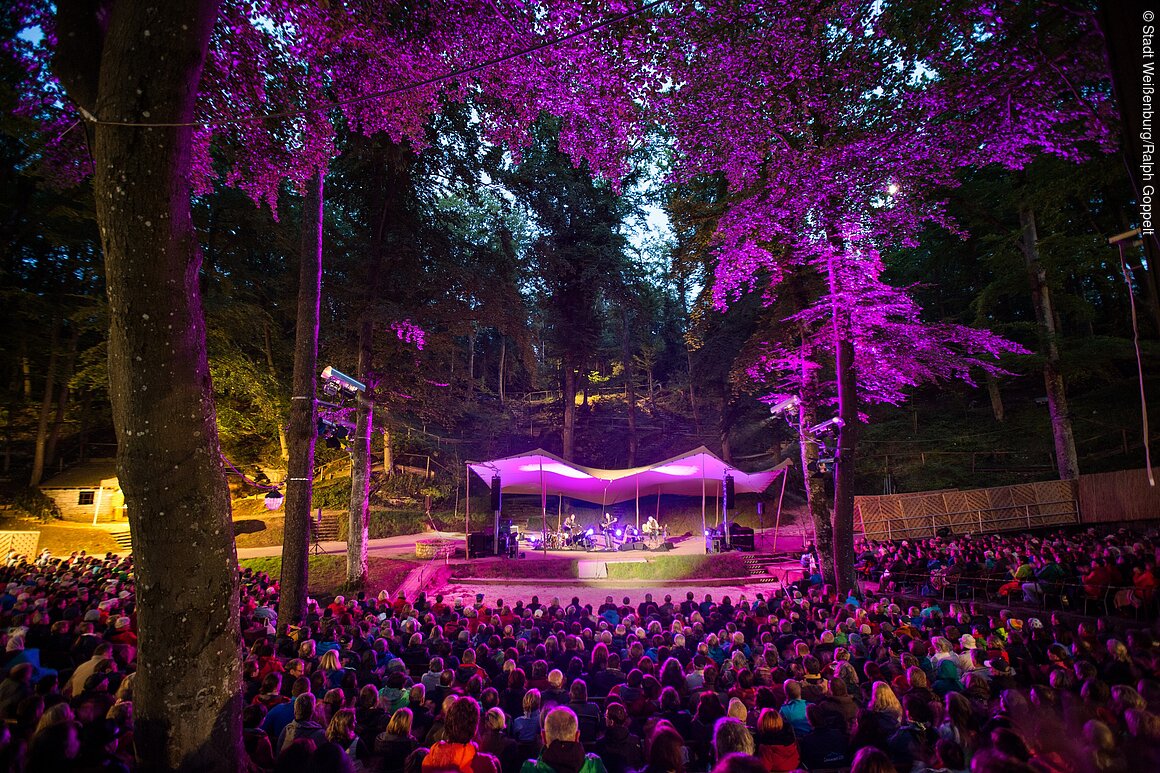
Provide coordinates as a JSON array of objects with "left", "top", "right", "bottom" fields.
[
  {"left": 1077, "top": 467, "right": 1160, "bottom": 523},
  {"left": 0, "top": 531, "right": 39, "bottom": 559},
  {"left": 855, "top": 480, "right": 1079, "bottom": 540}
]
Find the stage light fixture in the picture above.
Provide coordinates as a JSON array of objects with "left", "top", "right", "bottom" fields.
[
  {"left": 320, "top": 366, "right": 366, "bottom": 395},
  {"left": 769, "top": 396, "right": 801, "bottom": 415}
]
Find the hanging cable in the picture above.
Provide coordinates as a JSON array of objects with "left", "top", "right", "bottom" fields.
[{"left": 78, "top": 0, "right": 670, "bottom": 129}]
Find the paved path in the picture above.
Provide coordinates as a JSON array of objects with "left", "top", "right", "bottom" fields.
[{"left": 435, "top": 581, "right": 788, "bottom": 609}]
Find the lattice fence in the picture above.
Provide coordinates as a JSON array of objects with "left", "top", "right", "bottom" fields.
[
  {"left": 0, "top": 531, "right": 40, "bottom": 559},
  {"left": 855, "top": 480, "right": 1078, "bottom": 540}
]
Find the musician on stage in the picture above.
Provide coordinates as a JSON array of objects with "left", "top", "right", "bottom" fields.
[
  {"left": 642, "top": 515, "right": 661, "bottom": 542},
  {"left": 600, "top": 512, "right": 616, "bottom": 532},
  {"left": 562, "top": 512, "right": 578, "bottom": 544}
]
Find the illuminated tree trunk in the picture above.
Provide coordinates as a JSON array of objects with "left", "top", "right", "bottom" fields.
[
  {"left": 1019, "top": 206, "right": 1079, "bottom": 479},
  {"left": 54, "top": 2, "right": 242, "bottom": 768},
  {"left": 797, "top": 334, "right": 835, "bottom": 586},
  {"left": 828, "top": 256, "right": 858, "bottom": 595},
  {"left": 347, "top": 319, "right": 373, "bottom": 588},
  {"left": 831, "top": 336, "right": 858, "bottom": 594},
  {"left": 382, "top": 423, "right": 393, "bottom": 476},
  {"left": 279, "top": 170, "right": 324, "bottom": 633}
]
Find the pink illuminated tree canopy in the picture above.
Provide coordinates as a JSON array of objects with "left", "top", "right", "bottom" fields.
[{"left": 3, "top": 0, "right": 1119, "bottom": 764}]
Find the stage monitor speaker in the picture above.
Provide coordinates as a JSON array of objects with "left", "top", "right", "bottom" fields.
[
  {"left": 726, "top": 523, "right": 755, "bottom": 552},
  {"left": 490, "top": 476, "right": 502, "bottom": 511},
  {"left": 652, "top": 540, "right": 675, "bottom": 552},
  {"left": 731, "top": 533, "right": 755, "bottom": 552},
  {"left": 619, "top": 540, "right": 647, "bottom": 551},
  {"left": 468, "top": 532, "right": 494, "bottom": 558}
]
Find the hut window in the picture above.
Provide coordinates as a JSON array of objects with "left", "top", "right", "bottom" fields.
[{"left": 78, "top": 491, "right": 95, "bottom": 505}]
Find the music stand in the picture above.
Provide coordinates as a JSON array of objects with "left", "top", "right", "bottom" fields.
[{"left": 311, "top": 508, "right": 325, "bottom": 556}]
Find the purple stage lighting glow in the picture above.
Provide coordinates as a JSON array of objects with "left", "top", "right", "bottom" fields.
[
  {"left": 517, "top": 462, "right": 592, "bottom": 479},
  {"left": 651, "top": 464, "right": 699, "bottom": 476}
]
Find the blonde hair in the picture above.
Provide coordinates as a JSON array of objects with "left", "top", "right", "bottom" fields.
[
  {"left": 326, "top": 708, "right": 357, "bottom": 743},
  {"left": 727, "top": 697, "right": 747, "bottom": 722},
  {"left": 318, "top": 649, "right": 342, "bottom": 671},
  {"left": 870, "top": 681, "right": 902, "bottom": 719},
  {"left": 484, "top": 707, "right": 506, "bottom": 732},
  {"left": 386, "top": 707, "right": 413, "bottom": 736},
  {"left": 523, "top": 688, "right": 541, "bottom": 716},
  {"left": 548, "top": 669, "right": 564, "bottom": 689}
]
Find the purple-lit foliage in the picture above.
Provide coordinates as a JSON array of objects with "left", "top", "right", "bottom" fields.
[
  {"left": 9, "top": 1, "right": 653, "bottom": 208},
  {"left": 389, "top": 319, "right": 426, "bottom": 351},
  {"left": 651, "top": 0, "right": 1112, "bottom": 404}
]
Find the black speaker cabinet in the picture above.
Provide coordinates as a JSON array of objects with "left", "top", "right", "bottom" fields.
[
  {"left": 727, "top": 523, "right": 755, "bottom": 552},
  {"left": 468, "top": 532, "right": 494, "bottom": 558},
  {"left": 618, "top": 540, "right": 647, "bottom": 551}
]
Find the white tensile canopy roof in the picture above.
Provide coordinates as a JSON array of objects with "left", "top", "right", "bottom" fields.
[{"left": 467, "top": 446, "right": 789, "bottom": 506}]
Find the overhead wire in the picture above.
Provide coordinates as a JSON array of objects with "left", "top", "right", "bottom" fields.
[{"left": 78, "top": 0, "right": 672, "bottom": 130}]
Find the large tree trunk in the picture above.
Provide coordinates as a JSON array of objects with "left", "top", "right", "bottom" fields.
[
  {"left": 831, "top": 337, "right": 858, "bottom": 595},
  {"left": 622, "top": 308, "right": 638, "bottom": 467},
  {"left": 828, "top": 256, "right": 858, "bottom": 595},
  {"left": 797, "top": 337, "right": 835, "bottom": 586},
  {"left": 562, "top": 360, "right": 577, "bottom": 461},
  {"left": 29, "top": 317, "right": 60, "bottom": 487},
  {"left": 1019, "top": 206, "right": 1080, "bottom": 479},
  {"left": 278, "top": 170, "right": 324, "bottom": 635},
  {"left": 347, "top": 319, "right": 373, "bottom": 588},
  {"left": 55, "top": 2, "right": 242, "bottom": 769}
]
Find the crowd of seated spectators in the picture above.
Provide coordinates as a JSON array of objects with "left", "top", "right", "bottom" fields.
[
  {"left": 850, "top": 527, "right": 1158, "bottom": 613},
  {"left": 0, "top": 531, "right": 1158, "bottom": 773}
]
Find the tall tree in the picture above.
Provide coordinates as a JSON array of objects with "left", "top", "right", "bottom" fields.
[
  {"left": 52, "top": 2, "right": 242, "bottom": 769},
  {"left": 279, "top": 170, "right": 324, "bottom": 633}
]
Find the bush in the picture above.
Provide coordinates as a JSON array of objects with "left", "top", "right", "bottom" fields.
[
  {"left": 311, "top": 481, "right": 349, "bottom": 510},
  {"left": 13, "top": 488, "right": 62, "bottom": 521},
  {"left": 335, "top": 508, "right": 431, "bottom": 540}
]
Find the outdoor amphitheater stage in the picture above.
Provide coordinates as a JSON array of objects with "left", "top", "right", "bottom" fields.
[{"left": 235, "top": 526, "right": 811, "bottom": 601}]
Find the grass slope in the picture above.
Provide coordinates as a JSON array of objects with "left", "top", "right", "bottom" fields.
[{"left": 239, "top": 555, "right": 415, "bottom": 597}]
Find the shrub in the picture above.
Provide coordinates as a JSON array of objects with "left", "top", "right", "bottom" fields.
[{"left": 13, "top": 487, "right": 62, "bottom": 521}]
